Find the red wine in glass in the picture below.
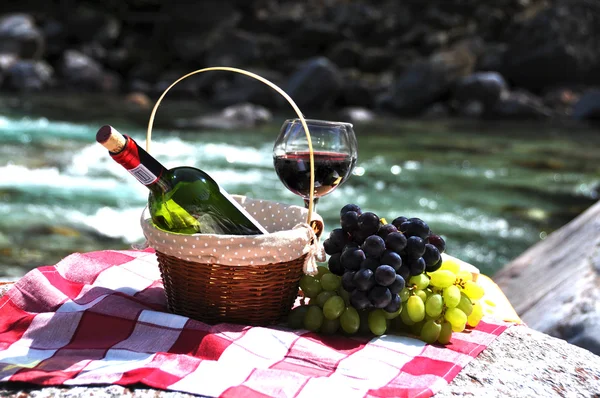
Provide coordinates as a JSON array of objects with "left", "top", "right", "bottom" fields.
[{"left": 273, "top": 151, "right": 357, "bottom": 206}]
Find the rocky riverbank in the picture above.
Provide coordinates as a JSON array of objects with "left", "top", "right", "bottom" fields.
[{"left": 1, "top": 0, "right": 600, "bottom": 123}]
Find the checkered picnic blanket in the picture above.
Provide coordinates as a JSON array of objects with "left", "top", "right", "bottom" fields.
[{"left": 0, "top": 248, "right": 509, "bottom": 397}]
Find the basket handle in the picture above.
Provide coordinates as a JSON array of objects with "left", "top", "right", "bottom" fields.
[{"left": 145, "top": 67, "right": 316, "bottom": 226}]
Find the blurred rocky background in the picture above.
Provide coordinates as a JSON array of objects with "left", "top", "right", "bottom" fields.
[{"left": 0, "top": 0, "right": 599, "bottom": 123}]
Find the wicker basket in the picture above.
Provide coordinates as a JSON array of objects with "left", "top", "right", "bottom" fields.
[{"left": 140, "top": 67, "right": 323, "bottom": 326}]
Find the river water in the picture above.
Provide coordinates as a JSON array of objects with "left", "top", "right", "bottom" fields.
[{"left": 1, "top": 94, "right": 598, "bottom": 277}]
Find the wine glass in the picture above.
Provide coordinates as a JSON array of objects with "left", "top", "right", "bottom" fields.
[{"left": 273, "top": 118, "right": 358, "bottom": 212}]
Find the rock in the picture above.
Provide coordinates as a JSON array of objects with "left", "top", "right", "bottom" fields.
[
  {"left": 453, "top": 72, "right": 508, "bottom": 108},
  {"left": 572, "top": 90, "right": 600, "bottom": 121},
  {"left": 542, "top": 87, "right": 580, "bottom": 115},
  {"left": 476, "top": 43, "right": 508, "bottom": 72},
  {"left": 124, "top": 92, "right": 151, "bottom": 110},
  {"left": 495, "top": 199, "right": 600, "bottom": 355},
  {"left": 174, "top": 103, "right": 272, "bottom": 130},
  {"left": 283, "top": 57, "right": 343, "bottom": 110},
  {"left": 457, "top": 101, "right": 485, "bottom": 118},
  {"left": 358, "top": 48, "right": 395, "bottom": 74},
  {"left": 40, "top": 19, "right": 67, "bottom": 58},
  {"left": 211, "top": 69, "right": 284, "bottom": 108},
  {"left": 0, "top": 13, "right": 44, "bottom": 59},
  {"left": 59, "top": 50, "right": 118, "bottom": 92},
  {"left": 0, "top": 53, "right": 18, "bottom": 72},
  {"left": 421, "top": 102, "right": 451, "bottom": 119},
  {"left": 338, "top": 107, "right": 376, "bottom": 123},
  {"left": 500, "top": 0, "right": 600, "bottom": 91},
  {"left": 152, "top": 70, "right": 204, "bottom": 98},
  {"left": 336, "top": 70, "right": 383, "bottom": 108},
  {"left": 289, "top": 21, "right": 345, "bottom": 57},
  {"left": 64, "top": 5, "right": 120, "bottom": 45},
  {"left": 327, "top": 41, "right": 362, "bottom": 69},
  {"left": 377, "top": 40, "right": 479, "bottom": 115},
  {"left": 205, "top": 30, "right": 261, "bottom": 67},
  {"left": 486, "top": 90, "right": 553, "bottom": 120},
  {"left": 3, "top": 60, "right": 54, "bottom": 91}
]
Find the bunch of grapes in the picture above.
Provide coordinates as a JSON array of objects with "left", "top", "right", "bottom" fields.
[
  {"left": 288, "top": 204, "right": 487, "bottom": 344},
  {"left": 323, "top": 204, "right": 445, "bottom": 316}
]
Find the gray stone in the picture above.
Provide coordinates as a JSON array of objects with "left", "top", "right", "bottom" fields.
[
  {"left": 4, "top": 60, "right": 54, "bottom": 91},
  {"left": 453, "top": 72, "right": 508, "bottom": 108},
  {"left": 0, "top": 13, "right": 44, "bottom": 59},
  {"left": 572, "top": 90, "right": 600, "bottom": 121},
  {"left": 59, "top": 50, "right": 118, "bottom": 92},
  {"left": 174, "top": 103, "right": 272, "bottom": 130},
  {"left": 283, "top": 57, "right": 343, "bottom": 110},
  {"left": 487, "top": 90, "right": 554, "bottom": 120}
]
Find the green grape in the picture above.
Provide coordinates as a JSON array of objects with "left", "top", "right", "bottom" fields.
[
  {"left": 320, "top": 317, "right": 340, "bottom": 335},
  {"left": 340, "top": 306, "right": 360, "bottom": 334},
  {"left": 320, "top": 273, "right": 341, "bottom": 292},
  {"left": 410, "top": 320, "right": 424, "bottom": 336},
  {"left": 425, "top": 293, "right": 444, "bottom": 318},
  {"left": 444, "top": 307, "right": 467, "bottom": 332},
  {"left": 316, "top": 265, "right": 330, "bottom": 279},
  {"left": 288, "top": 305, "right": 309, "bottom": 329},
  {"left": 323, "top": 296, "right": 346, "bottom": 320},
  {"left": 383, "top": 303, "right": 402, "bottom": 320},
  {"left": 443, "top": 285, "right": 461, "bottom": 308},
  {"left": 300, "top": 275, "right": 322, "bottom": 299},
  {"left": 407, "top": 295, "right": 425, "bottom": 322},
  {"left": 399, "top": 287, "right": 411, "bottom": 302},
  {"left": 438, "top": 258, "right": 460, "bottom": 274},
  {"left": 457, "top": 270, "right": 472, "bottom": 282},
  {"left": 437, "top": 321, "right": 453, "bottom": 344},
  {"left": 314, "top": 290, "right": 336, "bottom": 308},
  {"left": 457, "top": 293, "right": 473, "bottom": 316},
  {"left": 400, "top": 305, "right": 415, "bottom": 325},
  {"left": 414, "top": 289, "right": 428, "bottom": 303},
  {"left": 467, "top": 301, "right": 484, "bottom": 327},
  {"left": 463, "top": 280, "right": 485, "bottom": 300},
  {"left": 338, "top": 287, "right": 351, "bottom": 305},
  {"left": 303, "top": 305, "right": 324, "bottom": 332},
  {"left": 409, "top": 273, "right": 430, "bottom": 290},
  {"left": 368, "top": 309, "right": 388, "bottom": 336},
  {"left": 420, "top": 319, "right": 442, "bottom": 344},
  {"left": 429, "top": 270, "right": 456, "bottom": 288}
]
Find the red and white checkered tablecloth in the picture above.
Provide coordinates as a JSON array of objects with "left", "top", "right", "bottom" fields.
[{"left": 0, "top": 248, "right": 509, "bottom": 398}]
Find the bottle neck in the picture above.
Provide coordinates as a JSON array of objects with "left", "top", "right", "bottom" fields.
[{"left": 109, "top": 135, "right": 171, "bottom": 193}]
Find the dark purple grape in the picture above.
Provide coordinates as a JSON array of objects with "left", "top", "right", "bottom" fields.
[
  {"left": 377, "top": 224, "right": 398, "bottom": 240},
  {"left": 341, "top": 271, "right": 356, "bottom": 292},
  {"left": 391, "top": 216, "right": 408, "bottom": 229},
  {"left": 426, "top": 258, "right": 443, "bottom": 273},
  {"left": 385, "top": 232, "right": 407, "bottom": 254},
  {"left": 340, "top": 248, "right": 366, "bottom": 271},
  {"left": 368, "top": 286, "right": 392, "bottom": 309},
  {"left": 324, "top": 228, "right": 348, "bottom": 255},
  {"left": 422, "top": 243, "right": 441, "bottom": 268},
  {"left": 343, "top": 242, "right": 360, "bottom": 252},
  {"left": 407, "top": 257, "right": 426, "bottom": 276},
  {"left": 350, "top": 290, "right": 371, "bottom": 310},
  {"left": 351, "top": 229, "right": 369, "bottom": 245},
  {"left": 341, "top": 211, "right": 360, "bottom": 233},
  {"left": 380, "top": 250, "right": 402, "bottom": 271},
  {"left": 374, "top": 265, "right": 396, "bottom": 286},
  {"left": 397, "top": 265, "right": 411, "bottom": 281},
  {"left": 384, "top": 294, "right": 401, "bottom": 313},
  {"left": 405, "top": 236, "right": 426, "bottom": 258},
  {"left": 428, "top": 234, "right": 446, "bottom": 254},
  {"left": 361, "top": 235, "right": 386, "bottom": 258},
  {"left": 328, "top": 253, "right": 344, "bottom": 276},
  {"left": 353, "top": 268, "right": 376, "bottom": 292},
  {"left": 401, "top": 218, "right": 430, "bottom": 239},
  {"left": 340, "top": 204, "right": 361, "bottom": 217},
  {"left": 389, "top": 274, "right": 406, "bottom": 294},
  {"left": 358, "top": 212, "right": 380, "bottom": 235},
  {"left": 360, "top": 257, "right": 380, "bottom": 272}
]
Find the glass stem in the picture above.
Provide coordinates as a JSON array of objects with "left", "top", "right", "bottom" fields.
[{"left": 304, "top": 197, "right": 319, "bottom": 212}]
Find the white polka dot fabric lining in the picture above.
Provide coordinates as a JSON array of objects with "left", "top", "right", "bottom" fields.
[{"left": 141, "top": 195, "right": 325, "bottom": 270}]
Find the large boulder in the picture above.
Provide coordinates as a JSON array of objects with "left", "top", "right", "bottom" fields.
[
  {"left": 0, "top": 14, "right": 44, "bottom": 59},
  {"left": 64, "top": 5, "right": 120, "bottom": 45},
  {"left": 282, "top": 57, "right": 343, "bottom": 110},
  {"left": 486, "top": 90, "right": 553, "bottom": 120},
  {"left": 572, "top": 90, "right": 600, "bottom": 121},
  {"left": 500, "top": 0, "right": 600, "bottom": 91},
  {"left": 453, "top": 72, "right": 508, "bottom": 108},
  {"left": 3, "top": 60, "right": 53, "bottom": 91},
  {"left": 59, "top": 50, "right": 120, "bottom": 92},
  {"left": 377, "top": 40, "right": 480, "bottom": 115}
]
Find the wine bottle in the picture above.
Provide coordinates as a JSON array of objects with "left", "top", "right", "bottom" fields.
[{"left": 96, "top": 125, "right": 268, "bottom": 235}]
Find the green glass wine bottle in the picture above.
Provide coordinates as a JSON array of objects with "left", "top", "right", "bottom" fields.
[{"left": 96, "top": 125, "right": 268, "bottom": 235}]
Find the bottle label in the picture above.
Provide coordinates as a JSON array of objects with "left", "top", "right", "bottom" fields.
[{"left": 128, "top": 164, "right": 159, "bottom": 185}]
